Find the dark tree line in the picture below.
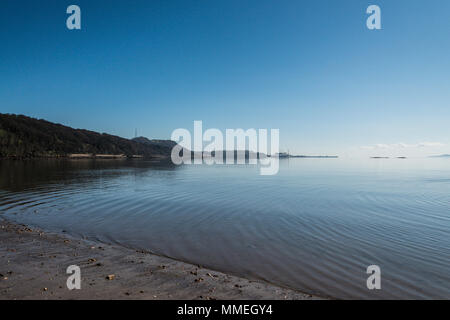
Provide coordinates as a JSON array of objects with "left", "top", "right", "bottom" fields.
[{"left": 0, "top": 113, "right": 175, "bottom": 159}]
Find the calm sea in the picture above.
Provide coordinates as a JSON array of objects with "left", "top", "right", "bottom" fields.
[{"left": 0, "top": 158, "right": 449, "bottom": 299}]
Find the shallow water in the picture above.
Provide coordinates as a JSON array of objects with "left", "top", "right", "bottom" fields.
[{"left": 0, "top": 158, "right": 449, "bottom": 299}]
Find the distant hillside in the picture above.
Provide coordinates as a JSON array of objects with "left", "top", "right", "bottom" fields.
[
  {"left": 0, "top": 113, "right": 175, "bottom": 159},
  {"left": 132, "top": 137, "right": 177, "bottom": 149}
]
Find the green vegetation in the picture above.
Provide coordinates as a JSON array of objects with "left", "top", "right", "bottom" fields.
[{"left": 0, "top": 113, "right": 176, "bottom": 159}]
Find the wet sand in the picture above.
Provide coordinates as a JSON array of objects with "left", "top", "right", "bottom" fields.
[{"left": 0, "top": 219, "right": 319, "bottom": 300}]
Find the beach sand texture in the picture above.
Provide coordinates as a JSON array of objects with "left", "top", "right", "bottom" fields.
[{"left": 0, "top": 219, "right": 319, "bottom": 300}]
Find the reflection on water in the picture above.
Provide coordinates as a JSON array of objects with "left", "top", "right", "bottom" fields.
[{"left": 0, "top": 158, "right": 449, "bottom": 299}]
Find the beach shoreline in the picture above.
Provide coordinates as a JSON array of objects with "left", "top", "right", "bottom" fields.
[{"left": 0, "top": 218, "right": 321, "bottom": 300}]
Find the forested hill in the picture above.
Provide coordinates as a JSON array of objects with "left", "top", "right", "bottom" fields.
[{"left": 0, "top": 113, "right": 176, "bottom": 159}]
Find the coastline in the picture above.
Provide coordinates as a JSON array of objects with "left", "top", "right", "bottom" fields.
[{"left": 0, "top": 218, "right": 321, "bottom": 300}]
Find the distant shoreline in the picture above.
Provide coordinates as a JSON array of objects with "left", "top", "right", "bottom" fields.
[{"left": 288, "top": 155, "right": 338, "bottom": 159}]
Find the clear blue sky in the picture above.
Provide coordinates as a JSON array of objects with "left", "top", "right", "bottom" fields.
[{"left": 1, "top": 0, "right": 449, "bottom": 156}]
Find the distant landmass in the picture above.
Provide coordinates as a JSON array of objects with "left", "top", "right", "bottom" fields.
[
  {"left": 0, "top": 113, "right": 176, "bottom": 159},
  {"left": 288, "top": 155, "right": 338, "bottom": 158},
  {"left": 370, "top": 157, "right": 408, "bottom": 159},
  {"left": 0, "top": 113, "right": 344, "bottom": 161},
  {"left": 430, "top": 154, "right": 450, "bottom": 158},
  {"left": 275, "top": 152, "right": 338, "bottom": 158}
]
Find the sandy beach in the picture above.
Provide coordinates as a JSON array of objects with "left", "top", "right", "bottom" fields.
[{"left": 0, "top": 218, "right": 319, "bottom": 300}]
